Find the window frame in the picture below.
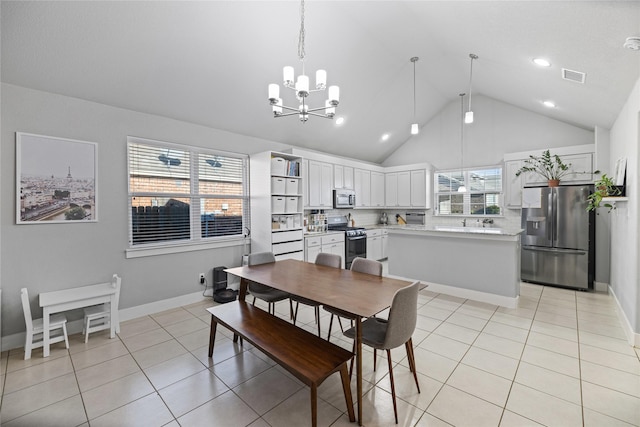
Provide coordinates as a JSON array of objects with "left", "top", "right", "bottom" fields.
[
  {"left": 434, "top": 165, "right": 503, "bottom": 216},
  {"left": 126, "top": 136, "right": 249, "bottom": 258}
]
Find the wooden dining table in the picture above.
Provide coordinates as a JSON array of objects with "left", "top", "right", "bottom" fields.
[{"left": 224, "top": 258, "right": 413, "bottom": 425}]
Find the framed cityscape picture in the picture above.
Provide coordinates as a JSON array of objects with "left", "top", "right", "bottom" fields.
[{"left": 16, "top": 132, "right": 98, "bottom": 224}]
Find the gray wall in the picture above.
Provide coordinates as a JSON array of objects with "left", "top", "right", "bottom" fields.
[{"left": 0, "top": 83, "right": 290, "bottom": 338}]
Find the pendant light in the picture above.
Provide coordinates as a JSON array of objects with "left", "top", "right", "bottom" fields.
[
  {"left": 465, "top": 54, "right": 478, "bottom": 124},
  {"left": 458, "top": 93, "right": 467, "bottom": 193},
  {"left": 410, "top": 57, "right": 419, "bottom": 135}
]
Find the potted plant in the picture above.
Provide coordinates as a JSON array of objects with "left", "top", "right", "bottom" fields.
[
  {"left": 587, "top": 174, "right": 622, "bottom": 212},
  {"left": 515, "top": 150, "right": 571, "bottom": 187}
]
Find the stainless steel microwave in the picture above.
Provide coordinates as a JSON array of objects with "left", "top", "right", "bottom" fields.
[{"left": 333, "top": 189, "right": 356, "bottom": 209}]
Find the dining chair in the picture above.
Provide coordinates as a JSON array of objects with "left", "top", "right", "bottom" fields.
[
  {"left": 247, "top": 252, "right": 291, "bottom": 316},
  {"left": 291, "top": 252, "right": 342, "bottom": 336},
  {"left": 21, "top": 287, "right": 69, "bottom": 360},
  {"left": 343, "top": 280, "right": 421, "bottom": 424},
  {"left": 324, "top": 257, "right": 383, "bottom": 341},
  {"left": 82, "top": 274, "right": 122, "bottom": 343}
]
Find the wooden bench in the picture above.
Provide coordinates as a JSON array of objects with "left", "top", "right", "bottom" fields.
[{"left": 207, "top": 301, "right": 356, "bottom": 426}]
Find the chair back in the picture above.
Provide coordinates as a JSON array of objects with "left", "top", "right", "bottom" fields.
[
  {"left": 20, "top": 288, "right": 34, "bottom": 331},
  {"left": 248, "top": 252, "right": 276, "bottom": 266},
  {"left": 382, "top": 281, "right": 420, "bottom": 349},
  {"left": 350, "top": 257, "right": 383, "bottom": 277},
  {"left": 315, "top": 253, "right": 341, "bottom": 269},
  {"left": 248, "top": 252, "right": 276, "bottom": 293}
]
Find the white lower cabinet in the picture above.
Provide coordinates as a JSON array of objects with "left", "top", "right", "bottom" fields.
[
  {"left": 305, "top": 233, "right": 345, "bottom": 268},
  {"left": 366, "top": 229, "right": 383, "bottom": 261},
  {"left": 381, "top": 230, "right": 388, "bottom": 260}
]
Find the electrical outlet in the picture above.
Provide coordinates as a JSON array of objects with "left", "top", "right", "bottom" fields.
[{"left": 199, "top": 273, "right": 206, "bottom": 285}]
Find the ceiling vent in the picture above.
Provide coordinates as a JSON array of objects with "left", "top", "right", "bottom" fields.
[{"left": 562, "top": 68, "right": 586, "bottom": 84}]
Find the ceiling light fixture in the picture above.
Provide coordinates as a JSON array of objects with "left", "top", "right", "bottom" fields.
[
  {"left": 381, "top": 133, "right": 390, "bottom": 142},
  {"left": 543, "top": 100, "right": 556, "bottom": 108},
  {"left": 458, "top": 93, "right": 467, "bottom": 193},
  {"left": 533, "top": 58, "right": 551, "bottom": 67},
  {"left": 410, "top": 57, "right": 419, "bottom": 135},
  {"left": 623, "top": 36, "right": 640, "bottom": 51},
  {"left": 465, "top": 54, "right": 478, "bottom": 124},
  {"left": 267, "top": 0, "right": 339, "bottom": 122},
  {"left": 335, "top": 117, "right": 345, "bottom": 125}
]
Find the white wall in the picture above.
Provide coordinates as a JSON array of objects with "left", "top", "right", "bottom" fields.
[
  {"left": 0, "top": 83, "right": 292, "bottom": 339},
  {"left": 608, "top": 77, "right": 640, "bottom": 339},
  {"left": 383, "top": 95, "right": 595, "bottom": 170}
]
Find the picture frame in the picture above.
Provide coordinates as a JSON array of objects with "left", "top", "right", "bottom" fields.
[{"left": 16, "top": 132, "right": 98, "bottom": 224}]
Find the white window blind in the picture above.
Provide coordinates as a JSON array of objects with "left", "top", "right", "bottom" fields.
[
  {"left": 435, "top": 166, "right": 502, "bottom": 216},
  {"left": 128, "top": 137, "right": 249, "bottom": 247}
]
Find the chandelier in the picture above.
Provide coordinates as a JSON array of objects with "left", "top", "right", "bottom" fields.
[{"left": 267, "top": 0, "right": 340, "bottom": 122}]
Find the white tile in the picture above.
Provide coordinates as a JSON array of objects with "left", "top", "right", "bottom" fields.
[
  {"left": 177, "top": 390, "right": 259, "bottom": 426},
  {"left": 415, "top": 412, "right": 454, "bottom": 427},
  {"left": 419, "top": 334, "right": 470, "bottom": 361},
  {"left": 82, "top": 372, "right": 154, "bottom": 420},
  {"left": 446, "top": 364, "right": 512, "bottom": 406},
  {"left": 262, "top": 387, "right": 345, "bottom": 427},
  {"left": 445, "top": 312, "right": 488, "bottom": 331},
  {"left": 131, "top": 339, "right": 188, "bottom": 369},
  {"left": 483, "top": 321, "right": 530, "bottom": 343},
  {"left": 164, "top": 317, "right": 209, "bottom": 338},
  {"left": 418, "top": 305, "right": 454, "bottom": 321},
  {"left": 499, "top": 410, "right": 544, "bottom": 426},
  {"left": 89, "top": 393, "right": 174, "bottom": 427},
  {"left": 530, "top": 320, "right": 578, "bottom": 341},
  {"left": 526, "top": 331, "right": 579, "bottom": 358},
  {"left": 461, "top": 347, "right": 519, "bottom": 380},
  {"left": 473, "top": 333, "right": 524, "bottom": 360},
  {"left": 578, "top": 330, "right": 637, "bottom": 357},
  {"left": 69, "top": 339, "right": 129, "bottom": 370},
  {"left": 490, "top": 312, "right": 533, "bottom": 330},
  {"left": 534, "top": 311, "right": 577, "bottom": 329},
  {"left": 515, "top": 362, "right": 582, "bottom": 405},
  {"left": 4, "top": 355, "right": 73, "bottom": 394},
  {"left": 581, "top": 360, "right": 640, "bottom": 398},
  {"left": 433, "top": 322, "right": 480, "bottom": 345},
  {"left": 409, "top": 347, "right": 458, "bottom": 383},
  {"left": 376, "top": 368, "right": 442, "bottom": 411},
  {"left": 233, "top": 367, "right": 303, "bottom": 415},
  {"left": 158, "top": 369, "right": 229, "bottom": 418},
  {"left": 583, "top": 408, "right": 637, "bottom": 427},
  {"left": 210, "top": 350, "right": 273, "bottom": 389},
  {"left": 2, "top": 394, "right": 87, "bottom": 427},
  {"left": 427, "top": 385, "right": 503, "bottom": 427},
  {"left": 121, "top": 327, "right": 174, "bottom": 353},
  {"left": 497, "top": 306, "right": 536, "bottom": 320},
  {"left": 579, "top": 343, "right": 640, "bottom": 375},
  {"left": 416, "top": 315, "right": 444, "bottom": 332},
  {"left": 144, "top": 352, "right": 206, "bottom": 390},
  {"left": 506, "top": 383, "right": 582, "bottom": 427},
  {"left": 76, "top": 354, "right": 141, "bottom": 392},
  {"left": 520, "top": 345, "right": 580, "bottom": 378},
  {"left": 151, "top": 307, "right": 196, "bottom": 327},
  {"left": 581, "top": 381, "right": 640, "bottom": 425}
]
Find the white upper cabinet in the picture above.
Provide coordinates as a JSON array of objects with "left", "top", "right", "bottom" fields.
[
  {"left": 307, "top": 160, "right": 333, "bottom": 208},
  {"left": 354, "top": 169, "right": 371, "bottom": 207},
  {"left": 370, "top": 171, "right": 385, "bottom": 207},
  {"left": 334, "top": 165, "right": 354, "bottom": 189},
  {"left": 386, "top": 169, "right": 429, "bottom": 208},
  {"left": 504, "top": 160, "right": 524, "bottom": 208}
]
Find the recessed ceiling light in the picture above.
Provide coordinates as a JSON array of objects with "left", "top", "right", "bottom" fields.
[
  {"left": 381, "top": 133, "right": 390, "bottom": 141},
  {"left": 335, "top": 117, "right": 345, "bottom": 125},
  {"left": 543, "top": 100, "right": 556, "bottom": 108},
  {"left": 533, "top": 58, "right": 551, "bottom": 67}
]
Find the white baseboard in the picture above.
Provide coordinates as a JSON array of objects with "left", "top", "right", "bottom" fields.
[
  {"left": 2, "top": 291, "right": 211, "bottom": 352},
  {"left": 385, "top": 273, "right": 518, "bottom": 308},
  {"left": 608, "top": 285, "right": 640, "bottom": 348}
]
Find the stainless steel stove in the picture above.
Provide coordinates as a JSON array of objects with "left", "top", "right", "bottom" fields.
[{"left": 327, "top": 216, "right": 367, "bottom": 269}]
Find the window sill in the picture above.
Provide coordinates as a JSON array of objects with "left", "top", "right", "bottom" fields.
[{"left": 126, "top": 237, "right": 247, "bottom": 259}]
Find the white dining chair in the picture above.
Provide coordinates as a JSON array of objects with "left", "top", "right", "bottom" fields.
[
  {"left": 21, "top": 287, "right": 69, "bottom": 360},
  {"left": 82, "top": 274, "right": 121, "bottom": 342}
]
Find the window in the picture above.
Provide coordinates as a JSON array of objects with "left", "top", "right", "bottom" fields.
[
  {"left": 435, "top": 167, "right": 502, "bottom": 215},
  {"left": 127, "top": 137, "right": 249, "bottom": 249}
]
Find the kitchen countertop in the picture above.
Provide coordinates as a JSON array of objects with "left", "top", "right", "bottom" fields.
[{"left": 364, "top": 224, "right": 523, "bottom": 236}]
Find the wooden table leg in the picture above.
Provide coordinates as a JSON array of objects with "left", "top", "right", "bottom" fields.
[
  {"left": 208, "top": 316, "right": 217, "bottom": 357},
  {"left": 356, "top": 315, "right": 362, "bottom": 425}
]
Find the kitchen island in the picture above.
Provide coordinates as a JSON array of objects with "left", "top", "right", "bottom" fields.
[{"left": 387, "top": 225, "right": 523, "bottom": 308}]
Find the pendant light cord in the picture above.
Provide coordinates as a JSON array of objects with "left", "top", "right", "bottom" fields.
[
  {"left": 413, "top": 58, "right": 417, "bottom": 119},
  {"left": 460, "top": 93, "right": 465, "bottom": 178},
  {"left": 467, "top": 54, "right": 477, "bottom": 112},
  {"left": 298, "top": 0, "right": 306, "bottom": 62}
]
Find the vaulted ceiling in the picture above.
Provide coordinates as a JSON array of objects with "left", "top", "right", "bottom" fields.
[{"left": 2, "top": 1, "right": 639, "bottom": 163}]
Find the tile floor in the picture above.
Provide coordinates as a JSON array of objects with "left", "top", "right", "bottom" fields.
[{"left": 1, "top": 282, "right": 639, "bottom": 426}]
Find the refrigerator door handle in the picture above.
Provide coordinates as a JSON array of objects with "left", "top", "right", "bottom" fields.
[
  {"left": 523, "top": 246, "right": 587, "bottom": 256},
  {"left": 552, "top": 190, "right": 558, "bottom": 242},
  {"left": 547, "top": 191, "right": 554, "bottom": 242}
]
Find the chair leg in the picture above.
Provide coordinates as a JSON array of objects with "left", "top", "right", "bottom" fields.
[
  {"left": 327, "top": 314, "right": 335, "bottom": 341},
  {"left": 386, "top": 349, "right": 398, "bottom": 424},
  {"left": 289, "top": 299, "right": 294, "bottom": 320},
  {"left": 252, "top": 296, "right": 256, "bottom": 306},
  {"left": 62, "top": 323, "right": 69, "bottom": 349},
  {"left": 373, "top": 348, "right": 377, "bottom": 371},
  {"left": 24, "top": 331, "right": 33, "bottom": 360},
  {"left": 349, "top": 341, "right": 356, "bottom": 379},
  {"left": 337, "top": 316, "right": 344, "bottom": 332},
  {"left": 293, "top": 302, "right": 300, "bottom": 325},
  {"left": 84, "top": 318, "right": 90, "bottom": 343},
  {"left": 406, "top": 339, "right": 420, "bottom": 393},
  {"left": 314, "top": 306, "right": 321, "bottom": 337}
]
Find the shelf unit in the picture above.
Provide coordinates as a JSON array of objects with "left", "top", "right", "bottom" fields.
[{"left": 250, "top": 151, "right": 305, "bottom": 261}]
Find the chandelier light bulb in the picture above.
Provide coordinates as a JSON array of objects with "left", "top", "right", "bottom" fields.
[
  {"left": 411, "top": 123, "right": 419, "bottom": 135},
  {"left": 268, "top": 84, "right": 280, "bottom": 104},
  {"left": 283, "top": 66, "right": 294, "bottom": 86},
  {"left": 296, "top": 75, "right": 309, "bottom": 97},
  {"left": 316, "top": 70, "right": 327, "bottom": 89},
  {"left": 328, "top": 86, "right": 340, "bottom": 105}
]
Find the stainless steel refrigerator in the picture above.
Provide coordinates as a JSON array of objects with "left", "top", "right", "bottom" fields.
[{"left": 521, "top": 185, "right": 595, "bottom": 290}]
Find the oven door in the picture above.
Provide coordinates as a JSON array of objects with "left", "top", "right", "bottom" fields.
[{"left": 345, "top": 235, "right": 367, "bottom": 269}]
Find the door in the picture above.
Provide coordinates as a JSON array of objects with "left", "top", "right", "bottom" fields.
[
  {"left": 554, "top": 186, "right": 591, "bottom": 250},
  {"left": 521, "top": 187, "right": 552, "bottom": 248},
  {"left": 521, "top": 246, "right": 590, "bottom": 289}
]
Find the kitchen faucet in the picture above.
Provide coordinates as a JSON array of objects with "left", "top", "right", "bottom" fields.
[
  {"left": 461, "top": 218, "right": 466, "bottom": 227},
  {"left": 482, "top": 218, "right": 494, "bottom": 228}
]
